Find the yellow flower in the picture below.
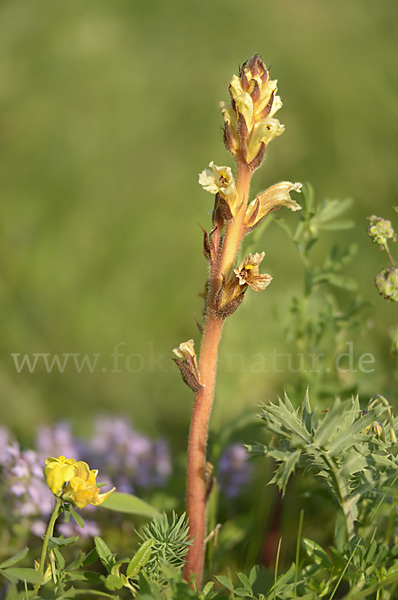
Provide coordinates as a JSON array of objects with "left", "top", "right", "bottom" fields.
[
  {"left": 234, "top": 252, "right": 272, "bottom": 292},
  {"left": 220, "top": 55, "right": 284, "bottom": 168},
  {"left": 198, "top": 162, "right": 238, "bottom": 216},
  {"left": 44, "top": 456, "right": 83, "bottom": 495},
  {"left": 63, "top": 468, "right": 115, "bottom": 509},
  {"left": 244, "top": 182, "right": 302, "bottom": 230},
  {"left": 44, "top": 456, "right": 115, "bottom": 508}
]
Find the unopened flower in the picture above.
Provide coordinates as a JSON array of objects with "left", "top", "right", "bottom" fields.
[
  {"left": 199, "top": 162, "right": 238, "bottom": 217},
  {"left": 375, "top": 267, "right": 398, "bottom": 302},
  {"left": 172, "top": 339, "right": 202, "bottom": 393},
  {"left": 368, "top": 215, "right": 395, "bottom": 246},
  {"left": 245, "top": 182, "right": 302, "bottom": 230},
  {"left": 220, "top": 55, "right": 284, "bottom": 168},
  {"left": 63, "top": 468, "right": 115, "bottom": 509},
  {"left": 234, "top": 252, "right": 272, "bottom": 292}
]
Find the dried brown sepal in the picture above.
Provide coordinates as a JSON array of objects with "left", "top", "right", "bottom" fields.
[
  {"left": 259, "top": 89, "right": 275, "bottom": 120},
  {"left": 199, "top": 225, "right": 214, "bottom": 262},
  {"left": 217, "top": 194, "right": 234, "bottom": 222},
  {"left": 173, "top": 339, "right": 202, "bottom": 393},
  {"left": 215, "top": 290, "right": 246, "bottom": 319},
  {"left": 237, "top": 111, "right": 249, "bottom": 147},
  {"left": 223, "top": 122, "right": 236, "bottom": 155},
  {"left": 247, "top": 141, "right": 266, "bottom": 172},
  {"left": 194, "top": 315, "right": 204, "bottom": 335},
  {"left": 173, "top": 358, "right": 203, "bottom": 393}
]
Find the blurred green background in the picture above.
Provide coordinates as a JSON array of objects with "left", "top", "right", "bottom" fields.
[{"left": 1, "top": 0, "right": 398, "bottom": 445}]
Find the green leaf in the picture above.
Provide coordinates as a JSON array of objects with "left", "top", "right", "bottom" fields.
[
  {"left": 302, "top": 538, "right": 332, "bottom": 567},
  {"left": 105, "top": 573, "right": 124, "bottom": 591},
  {"left": 270, "top": 449, "right": 301, "bottom": 495},
  {"left": 126, "top": 539, "right": 155, "bottom": 578},
  {"left": 237, "top": 571, "right": 252, "bottom": 591},
  {"left": 0, "top": 567, "right": 44, "bottom": 584},
  {"left": 70, "top": 508, "right": 85, "bottom": 528},
  {"left": 317, "top": 198, "right": 353, "bottom": 224},
  {"left": 248, "top": 565, "right": 258, "bottom": 586},
  {"left": 318, "top": 219, "right": 354, "bottom": 231},
  {"left": 94, "top": 536, "right": 114, "bottom": 570},
  {"left": 215, "top": 574, "right": 234, "bottom": 591},
  {"left": 49, "top": 536, "right": 79, "bottom": 548},
  {"left": 202, "top": 581, "right": 215, "bottom": 596},
  {"left": 53, "top": 546, "right": 66, "bottom": 569},
  {"left": 101, "top": 492, "right": 159, "bottom": 517},
  {"left": 0, "top": 548, "right": 29, "bottom": 569},
  {"left": 82, "top": 547, "right": 100, "bottom": 567},
  {"left": 233, "top": 588, "right": 251, "bottom": 597},
  {"left": 325, "top": 273, "right": 358, "bottom": 291},
  {"left": 138, "top": 569, "right": 153, "bottom": 594}
]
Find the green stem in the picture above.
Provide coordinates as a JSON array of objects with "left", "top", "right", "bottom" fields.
[
  {"left": 322, "top": 453, "right": 355, "bottom": 540},
  {"left": 34, "top": 499, "right": 62, "bottom": 591},
  {"left": 384, "top": 241, "right": 396, "bottom": 266}
]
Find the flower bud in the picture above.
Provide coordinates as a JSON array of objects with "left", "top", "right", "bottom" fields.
[
  {"left": 220, "top": 55, "right": 284, "bottom": 169},
  {"left": 368, "top": 215, "right": 395, "bottom": 246},
  {"left": 375, "top": 267, "right": 398, "bottom": 302}
]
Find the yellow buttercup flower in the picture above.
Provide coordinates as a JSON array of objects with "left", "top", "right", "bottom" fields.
[{"left": 63, "top": 468, "right": 115, "bottom": 509}]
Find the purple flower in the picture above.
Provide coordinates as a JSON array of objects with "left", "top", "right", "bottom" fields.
[
  {"left": 85, "top": 418, "right": 171, "bottom": 493},
  {"left": 36, "top": 422, "right": 80, "bottom": 464},
  {"left": 0, "top": 441, "right": 53, "bottom": 532},
  {"left": 217, "top": 443, "right": 252, "bottom": 498}
]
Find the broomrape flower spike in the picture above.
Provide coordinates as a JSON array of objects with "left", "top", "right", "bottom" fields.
[
  {"left": 178, "top": 55, "right": 302, "bottom": 589},
  {"left": 44, "top": 456, "right": 115, "bottom": 508},
  {"left": 220, "top": 54, "right": 285, "bottom": 169}
]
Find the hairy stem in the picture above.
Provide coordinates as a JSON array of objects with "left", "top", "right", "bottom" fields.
[{"left": 184, "top": 163, "right": 251, "bottom": 587}]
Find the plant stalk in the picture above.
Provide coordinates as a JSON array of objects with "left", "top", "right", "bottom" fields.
[
  {"left": 34, "top": 498, "right": 62, "bottom": 592},
  {"left": 184, "top": 162, "right": 251, "bottom": 587}
]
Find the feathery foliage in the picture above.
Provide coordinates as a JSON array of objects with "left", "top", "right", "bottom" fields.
[
  {"left": 138, "top": 511, "right": 192, "bottom": 585},
  {"left": 248, "top": 392, "right": 398, "bottom": 541}
]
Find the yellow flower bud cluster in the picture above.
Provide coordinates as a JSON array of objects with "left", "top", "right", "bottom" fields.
[
  {"left": 220, "top": 55, "right": 284, "bottom": 170},
  {"left": 44, "top": 456, "right": 115, "bottom": 509}
]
